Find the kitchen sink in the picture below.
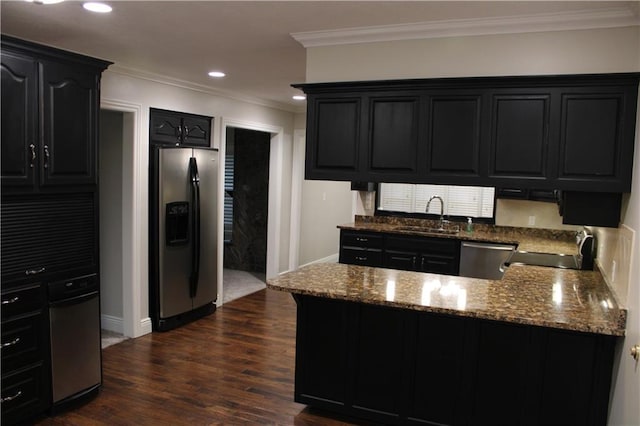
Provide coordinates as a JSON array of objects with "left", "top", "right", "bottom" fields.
[{"left": 395, "top": 225, "right": 460, "bottom": 235}]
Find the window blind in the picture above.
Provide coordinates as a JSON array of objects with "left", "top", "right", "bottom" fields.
[{"left": 378, "top": 183, "right": 495, "bottom": 218}]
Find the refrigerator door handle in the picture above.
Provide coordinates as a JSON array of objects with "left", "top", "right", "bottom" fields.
[{"left": 189, "top": 157, "right": 201, "bottom": 298}]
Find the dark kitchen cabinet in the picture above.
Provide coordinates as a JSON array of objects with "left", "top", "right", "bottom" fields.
[
  {"left": 488, "top": 91, "right": 552, "bottom": 183},
  {"left": 293, "top": 294, "right": 618, "bottom": 426},
  {"left": 149, "top": 108, "right": 212, "bottom": 147},
  {"left": 367, "top": 94, "right": 421, "bottom": 178},
  {"left": 294, "top": 74, "right": 639, "bottom": 192},
  {"left": 384, "top": 235, "right": 460, "bottom": 275},
  {"left": 339, "top": 231, "right": 383, "bottom": 267},
  {"left": 1, "top": 283, "right": 49, "bottom": 426},
  {"left": 305, "top": 95, "right": 362, "bottom": 180},
  {"left": 1, "top": 38, "right": 108, "bottom": 193},
  {"left": 427, "top": 92, "right": 483, "bottom": 179},
  {"left": 1, "top": 36, "right": 109, "bottom": 425}
]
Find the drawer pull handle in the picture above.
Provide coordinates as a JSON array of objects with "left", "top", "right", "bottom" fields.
[
  {"left": 356, "top": 256, "right": 368, "bottom": 261},
  {"left": 25, "top": 267, "right": 45, "bottom": 275},
  {"left": 1, "top": 390, "right": 23, "bottom": 404},
  {"left": 356, "top": 237, "right": 368, "bottom": 242},
  {"left": 1, "top": 337, "right": 20, "bottom": 349},
  {"left": 1, "top": 297, "right": 19, "bottom": 305}
]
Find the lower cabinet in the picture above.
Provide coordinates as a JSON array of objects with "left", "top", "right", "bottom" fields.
[{"left": 293, "top": 295, "right": 617, "bottom": 426}]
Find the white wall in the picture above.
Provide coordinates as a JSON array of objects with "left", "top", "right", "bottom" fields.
[
  {"left": 304, "top": 25, "right": 640, "bottom": 425},
  {"left": 99, "top": 110, "right": 124, "bottom": 324},
  {"left": 100, "top": 70, "right": 296, "bottom": 337}
]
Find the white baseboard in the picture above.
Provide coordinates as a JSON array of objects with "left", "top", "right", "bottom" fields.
[
  {"left": 298, "top": 253, "right": 339, "bottom": 269},
  {"left": 101, "top": 314, "right": 123, "bottom": 334},
  {"left": 139, "top": 317, "right": 153, "bottom": 336}
]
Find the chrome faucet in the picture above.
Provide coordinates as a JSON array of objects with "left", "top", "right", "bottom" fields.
[{"left": 426, "top": 195, "right": 445, "bottom": 227}]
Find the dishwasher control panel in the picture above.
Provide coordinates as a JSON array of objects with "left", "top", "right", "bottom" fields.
[{"left": 48, "top": 273, "right": 98, "bottom": 303}]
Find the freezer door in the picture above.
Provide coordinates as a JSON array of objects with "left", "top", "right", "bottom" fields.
[
  {"left": 158, "top": 148, "right": 193, "bottom": 318},
  {"left": 191, "top": 148, "right": 218, "bottom": 308}
]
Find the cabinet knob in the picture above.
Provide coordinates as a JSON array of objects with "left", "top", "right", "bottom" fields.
[{"left": 631, "top": 345, "right": 640, "bottom": 361}]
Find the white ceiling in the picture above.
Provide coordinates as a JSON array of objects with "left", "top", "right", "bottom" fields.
[{"left": 1, "top": 1, "right": 638, "bottom": 112}]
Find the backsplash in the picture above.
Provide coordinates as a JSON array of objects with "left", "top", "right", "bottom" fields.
[{"left": 592, "top": 225, "right": 634, "bottom": 308}]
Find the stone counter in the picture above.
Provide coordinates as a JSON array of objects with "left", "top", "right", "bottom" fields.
[{"left": 267, "top": 262, "right": 626, "bottom": 336}]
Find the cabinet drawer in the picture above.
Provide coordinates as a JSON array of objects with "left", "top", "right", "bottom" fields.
[
  {"left": 1, "top": 363, "right": 47, "bottom": 425},
  {"left": 423, "top": 255, "right": 459, "bottom": 275},
  {"left": 1, "top": 284, "right": 43, "bottom": 319},
  {"left": 341, "top": 232, "right": 383, "bottom": 249},
  {"left": 1, "top": 311, "right": 44, "bottom": 371},
  {"left": 340, "top": 248, "right": 382, "bottom": 267}
]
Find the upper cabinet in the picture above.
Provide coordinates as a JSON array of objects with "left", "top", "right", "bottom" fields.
[
  {"left": 1, "top": 37, "right": 110, "bottom": 193},
  {"left": 294, "top": 74, "right": 639, "bottom": 193},
  {"left": 149, "top": 108, "right": 212, "bottom": 147}
]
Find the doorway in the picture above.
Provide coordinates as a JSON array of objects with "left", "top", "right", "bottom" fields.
[{"left": 222, "top": 127, "right": 270, "bottom": 303}]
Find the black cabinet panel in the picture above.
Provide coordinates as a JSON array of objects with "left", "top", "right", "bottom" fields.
[
  {"left": 40, "top": 61, "right": 98, "bottom": 187},
  {"left": 490, "top": 94, "right": 549, "bottom": 178},
  {"left": 1, "top": 53, "right": 37, "bottom": 188},
  {"left": 314, "top": 98, "right": 360, "bottom": 171},
  {"left": 149, "top": 108, "right": 212, "bottom": 147},
  {"left": 294, "top": 296, "right": 348, "bottom": 408},
  {"left": 1, "top": 363, "right": 48, "bottom": 425},
  {"left": 369, "top": 97, "right": 419, "bottom": 173},
  {"left": 560, "top": 94, "right": 621, "bottom": 179},
  {"left": 351, "top": 304, "right": 405, "bottom": 419},
  {"left": 428, "top": 95, "right": 482, "bottom": 176}
]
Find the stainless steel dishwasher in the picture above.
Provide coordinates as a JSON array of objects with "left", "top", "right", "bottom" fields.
[
  {"left": 459, "top": 241, "right": 516, "bottom": 280},
  {"left": 48, "top": 274, "right": 102, "bottom": 409}
]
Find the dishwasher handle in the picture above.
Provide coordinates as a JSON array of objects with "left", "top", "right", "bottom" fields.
[{"left": 461, "top": 242, "right": 516, "bottom": 251}]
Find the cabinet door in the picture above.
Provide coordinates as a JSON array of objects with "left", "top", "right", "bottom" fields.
[
  {"left": 557, "top": 87, "right": 636, "bottom": 191},
  {"left": 306, "top": 96, "right": 361, "bottom": 180},
  {"left": 489, "top": 93, "right": 551, "bottom": 183},
  {"left": 383, "top": 250, "right": 418, "bottom": 271},
  {"left": 294, "top": 296, "right": 349, "bottom": 410},
  {"left": 351, "top": 303, "right": 406, "bottom": 421},
  {"left": 40, "top": 60, "right": 98, "bottom": 187},
  {"left": 1, "top": 52, "right": 37, "bottom": 189},
  {"left": 427, "top": 94, "right": 483, "bottom": 178},
  {"left": 182, "top": 115, "right": 211, "bottom": 147},
  {"left": 150, "top": 109, "right": 182, "bottom": 146},
  {"left": 367, "top": 96, "right": 420, "bottom": 177},
  {"left": 421, "top": 254, "right": 459, "bottom": 275}
]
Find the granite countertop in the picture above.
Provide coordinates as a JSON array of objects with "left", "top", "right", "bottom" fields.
[
  {"left": 338, "top": 216, "right": 579, "bottom": 254},
  {"left": 267, "top": 262, "right": 626, "bottom": 336}
]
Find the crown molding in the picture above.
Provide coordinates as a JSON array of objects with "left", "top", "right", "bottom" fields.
[
  {"left": 291, "top": 6, "right": 640, "bottom": 48},
  {"left": 106, "top": 64, "right": 304, "bottom": 114}
]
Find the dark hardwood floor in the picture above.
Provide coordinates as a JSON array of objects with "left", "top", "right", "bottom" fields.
[{"left": 35, "top": 289, "right": 374, "bottom": 425}]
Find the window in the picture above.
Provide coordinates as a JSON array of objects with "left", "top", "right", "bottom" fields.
[{"left": 377, "top": 183, "right": 495, "bottom": 220}]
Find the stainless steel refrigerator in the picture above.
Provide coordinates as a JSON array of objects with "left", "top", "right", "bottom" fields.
[{"left": 149, "top": 146, "right": 218, "bottom": 331}]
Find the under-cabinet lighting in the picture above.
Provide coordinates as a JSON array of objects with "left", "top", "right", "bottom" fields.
[
  {"left": 83, "top": 2, "right": 112, "bottom": 13},
  {"left": 24, "top": 0, "right": 64, "bottom": 4},
  {"left": 208, "top": 71, "right": 226, "bottom": 78},
  {"left": 292, "top": 95, "right": 306, "bottom": 101}
]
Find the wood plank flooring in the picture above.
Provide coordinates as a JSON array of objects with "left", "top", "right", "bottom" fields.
[{"left": 35, "top": 289, "right": 374, "bottom": 425}]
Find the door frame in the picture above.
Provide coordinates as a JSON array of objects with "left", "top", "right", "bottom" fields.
[{"left": 219, "top": 118, "right": 284, "bottom": 303}]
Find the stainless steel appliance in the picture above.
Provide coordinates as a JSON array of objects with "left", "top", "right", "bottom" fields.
[
  {"left": 507, "top": 227, "right": 596, "bottom": 271},
  {"left": 149, "top": 147, "right": 218, "bottom": 331},
  {"left": 48, "top": 274, "right": 101, "bottom": 410},
  {"left": 459, "top": 242, "right": 516, "bottom": 280}
]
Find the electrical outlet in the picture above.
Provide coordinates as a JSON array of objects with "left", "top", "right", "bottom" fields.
[{"left": 528, "top": 216, "right": 536, "bottom": 226}]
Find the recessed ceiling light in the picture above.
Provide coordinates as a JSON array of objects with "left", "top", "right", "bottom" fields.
[
  {"left": 24, "top": 0, "right": 64, "bottom": 4},
  {"left": 83, "top": 2, "right": 112, "bottom": 13},
  {"left": 292, "top": 95, "right": 306, "bottom": 101},
  {"left": 208, "top": 71, "right": 226, "bottom": 78}
]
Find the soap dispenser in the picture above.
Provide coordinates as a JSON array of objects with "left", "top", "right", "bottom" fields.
[{"left": 466, "top": 217, "right": 473, "bottom": 233}]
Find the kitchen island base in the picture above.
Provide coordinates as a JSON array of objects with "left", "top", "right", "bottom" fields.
[{"left": 293, "top": 294, "right": 617, "bottom": 426}]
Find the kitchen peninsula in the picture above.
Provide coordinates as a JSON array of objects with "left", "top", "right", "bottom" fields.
[{"left": 267, "top": 223, "right": 626, "bottom": 425}]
